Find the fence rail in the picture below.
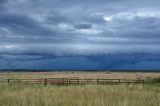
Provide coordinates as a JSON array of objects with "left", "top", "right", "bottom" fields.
[{"left": 0, "top": 77, "right": 150, "bottom": 85}]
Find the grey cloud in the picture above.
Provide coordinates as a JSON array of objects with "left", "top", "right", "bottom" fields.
[
  {"left": 0, "top": 13, "right": 55, "bottom": 36},
  {"left": 74, "top": 23, "right": 92, "bottom": 29},
  {"left": 1, "top": 54, "right": 160, "bottom": 70},
  {"left": 0, "top": 0, "right": 160, "bottom": 57},
  {"left": 84, "top": 15, "right": 106, "bottom": 24},
  {"left": 0, "top": 0, "right": 160, "bottom": 70},
  {"left": 0, "top": 13, "right": 37, "bottom": 28},
  {"left": 0, "top": 0, "right": 7, "bottom": 4},
  {"left": 0, "top": 0, "right": 7, "bottom": 11},
  {"left": 101, "top": 14, "right": 160, "bottom": 39},
  {"left": 45, "top": 11, "right": 71, "bottom": 24},
  {"left": 86, "top": 54, "right": 160, "bottom": 70},
  {"left": 0, "top": 43, "right": 160, "bottom": 57}
]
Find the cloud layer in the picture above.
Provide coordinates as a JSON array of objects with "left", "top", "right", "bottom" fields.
[{"left": 0, "top": 0, "right": 160, "bottom": 70}]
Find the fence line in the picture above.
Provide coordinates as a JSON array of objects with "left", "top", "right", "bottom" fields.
[{"left": 0, "top": 77, "right": 148, "bottom": 85}]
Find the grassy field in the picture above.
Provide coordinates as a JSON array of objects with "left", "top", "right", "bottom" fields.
[
  {"left": 0, "top": 72, "right": 160, "bottom": 106},
  {"left": 0, "top": 71, "right": 160, "bottom": 79},
  {"left": 0, "top": 84, "right": 160, "bottom": 106}
]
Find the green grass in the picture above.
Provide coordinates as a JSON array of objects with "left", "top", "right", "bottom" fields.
[
  {"left": 0, "top": 84, "right": 159, "bottom": 106},
  {"left": 146, "top": 77, "right": 160, "bottom": 83}
]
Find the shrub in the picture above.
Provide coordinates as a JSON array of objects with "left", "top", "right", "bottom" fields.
[{"left": 146, "top": 77, "right": 160, "bottom": 83}]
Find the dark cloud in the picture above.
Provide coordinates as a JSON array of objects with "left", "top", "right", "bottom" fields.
[
  {"left": 45, "top": 11, "right": 71, "bottom": 24},
  {"left": 0, "top": 0, "right": 7, "bottom": 3},
  {"left": 1, "top": 54, "right": 160, "bottom": 70},
  {"left": 70, "top": 54, "right": 159, "bottom": 71},
  {"left": 0, "top": 13, "right": 56, "bottom": 36},
  {"left": 0, "top": 0, "right": 160, "bottom": 70},
  {"left": 0, "top": 13, "right": 37, "bottom": 28},
  {"left": 74, "top": 23, "right": 92, "bottom": 29},
  {"left": 0, "top": 0, "right": 7, "bottom": 11}
]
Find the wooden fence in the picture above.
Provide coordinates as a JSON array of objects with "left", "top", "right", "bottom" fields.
[{"left": 0, "top": 77, "right": 147, "bottom": 85}]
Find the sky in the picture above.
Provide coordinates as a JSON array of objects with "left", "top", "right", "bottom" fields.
[{"left": 0, "top": 0, "right": 160, "bottom": 70}]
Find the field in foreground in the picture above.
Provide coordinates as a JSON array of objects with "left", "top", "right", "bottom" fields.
[
  {"left": 0, "top": 84, "right": 160, "bottom": 106},
  {"left": 0, "top": 72, "right": 160, "bottom": 106}
]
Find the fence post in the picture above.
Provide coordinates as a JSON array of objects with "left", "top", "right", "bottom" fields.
[
  {"left": 77, "top": 78, "right": 79, "bottom": 85},
  {"left": 62, "top": 78, "right": 64, "bottom": 85},
  {"left": 97, "top": 79, "right": 99, "bottom": 84},
  {"left": 69, "top": 79, "right": 70, "bottom": 85},
  {"left": 118, "top": 79, "right": 121, "bottom": 84},
  {"left": 142, "top": 80, "right": 145, "bottom": 86},
  {"left": 44, "top": 78, "right": 47, "bottom": 85},
  {"left": 8, "top": 79, "right": 10, "bottom": 84}
]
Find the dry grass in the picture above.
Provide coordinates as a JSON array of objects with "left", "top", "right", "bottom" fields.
[
  {"left": 0, "top": 72, "right": 160, "bottom": 106},
  {"left": 0, "top": 84, "right": 160, "bottom": 106},
  {"left": 0, "top": 72, "right": 160, "bottom": 79}
]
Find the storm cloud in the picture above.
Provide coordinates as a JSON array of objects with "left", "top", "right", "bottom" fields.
[{"left": 0, "top": 0, "right": 160, "bottom": 70}]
